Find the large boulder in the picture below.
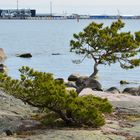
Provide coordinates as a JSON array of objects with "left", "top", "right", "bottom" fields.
[
  {"left": 123, "top": 86, "right": 140, "bottom": 96},
  {"left": 106, "top": 87, "right": 120, "bottom": 94},
  {"left": 0, "top": 48, "right": 6, "bottom": 61},
  {"left": 68, "top": 73, "right": 80, "bottom": 81},
  {"left": 75, "top": 76, "right": 88, "bottom": 87},
  {"left": 76, "top": 77, "right": 102, "bottom": 93},
  {"left": 84, "top": 78, "right": 102, "bottom": 91}
]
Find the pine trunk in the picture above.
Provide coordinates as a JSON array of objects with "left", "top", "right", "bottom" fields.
[{"left": 89, "top": 63, "right": 99, "bottom": 78}]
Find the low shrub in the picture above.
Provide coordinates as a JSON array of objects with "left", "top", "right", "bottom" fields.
[{"left": 0, "top": 66, "right": 112, "bottom": 127}]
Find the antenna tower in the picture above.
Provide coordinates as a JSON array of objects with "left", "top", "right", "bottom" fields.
[
  {"left": 50, "top": 1, "right": 52, "bottom": 16},
  {"left": 17, "top": 0, "right": 19, "bottom": 11}
]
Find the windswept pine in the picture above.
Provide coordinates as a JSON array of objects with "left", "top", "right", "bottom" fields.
[{"left": 70, "top": 19, "right": 140, "bottom": 78}]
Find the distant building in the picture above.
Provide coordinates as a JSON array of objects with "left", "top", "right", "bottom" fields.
[
  {"left": 0, "top": 9, "right": 36, "bottom": 18},
  {"left": 30, "top": 10, "right": 36, "bottom": 17}
]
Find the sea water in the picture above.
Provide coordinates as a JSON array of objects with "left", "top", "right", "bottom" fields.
[{"left": 0, "top": 19, "right": 140, "bottom": 89}]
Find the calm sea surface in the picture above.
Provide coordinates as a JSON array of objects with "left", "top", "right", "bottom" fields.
[{"left": 0, "top": 19, "right": 140, "bottom": 89}]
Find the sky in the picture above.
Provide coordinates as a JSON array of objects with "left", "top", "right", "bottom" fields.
[{"left": 0, "top": 0, "right": 140, "bottom": 15}]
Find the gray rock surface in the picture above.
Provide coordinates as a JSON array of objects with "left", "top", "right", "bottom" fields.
[
  {"left": 79, "top": 88, "right": 140, "bottom": 115},
  {"left": 0, "top": 90, "right": 38, "bottom": 134},
  {"left": 0, "top": 129, "right": 125, "bottom": 140}
]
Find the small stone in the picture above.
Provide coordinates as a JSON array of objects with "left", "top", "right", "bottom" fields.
[
  {"left": 0, "top": 64, "right": 6, "bottom": 73},
  {"left": 120, "top": 80, "right": 129, "bottom": 85},
  {"left": 52, "top": 53, "right": 61, "bottom": 55},
  {"left": 17, "top": 53, "right": 32, "bottom": 58},
  {"left": 4, "top": 129, "right": 13, "bottom": 136}
]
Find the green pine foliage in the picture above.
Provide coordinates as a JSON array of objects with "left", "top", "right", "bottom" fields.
[
  {"left": 0, "top": 66, "right": 112, "bottom": 127},
  {"left": 70, "top": 19, "right": 140, "bottom": 78}
]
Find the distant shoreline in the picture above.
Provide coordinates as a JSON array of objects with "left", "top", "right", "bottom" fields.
[{"left": 1, "top": 15, "right": 140, "bottom": 20}]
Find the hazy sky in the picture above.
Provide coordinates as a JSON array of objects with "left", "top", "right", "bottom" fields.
[{"left": 0, "top": 0, "right": 140, "bottom": 15}]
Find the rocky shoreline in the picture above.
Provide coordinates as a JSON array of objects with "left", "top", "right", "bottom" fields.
[
  {"left": 0, "top": 84, "right": 140, "bottom": 140},
  {"left": 66, "top": 73, "right": 140, "bottom": 95},
  {"left": 0, "top": 50, "right": 140, "bottom": 139}
]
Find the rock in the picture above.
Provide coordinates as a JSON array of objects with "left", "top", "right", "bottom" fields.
[
  {"left": 68, "top": 73, "right": 80, "bottom": 81},
  {"left": 52, "top": 53, "right": 61, "bottom": 55},
  {"left": 75, "top": 76, "right": 88, "bottom": 87},
  {"left": 17, "top": 53, "right": 32, "bottom": 58},
  {"left": 120, "top": 80, "right": 129, "bottom": 85},
  {"left": 55, "top": 78, "right": 64, "bottom": 83},
  {"left": 66, "top": 87, "right": 76, "bottom": 92},
  {"left": 2, "top": 129, "right": 126, "bottom": 140},
  {"left": 76, "top": 77, "right": 102, "bottom": 93},
  {"left": 17, "top": 120, "right": 41, "bottom": 132},
  {"left": 106, "top": 87, "right": 120, "bottom": 94},
  {"left": 4, "top": 129, "right": 13, "bottom": 136},
  {"left": 84, "top": 78, "right": 102, "bottom": 91},
  {"left": 0, "top": 64, "right": 6, "bottom": 73},
  {"left": 76, "top": 77, "right": 102, "bottom": 90},
  {"left": 79, "top": 88, "right": 95, "bottom": 96},
  {"left": 123, "top": 86, "right": 140, "bottom": 96},
  {"left": 65, "top": 81, "right": 77, "bottom": 88},
  {"left": 0, "top": 48, "right": 6, "bottom": 61}
]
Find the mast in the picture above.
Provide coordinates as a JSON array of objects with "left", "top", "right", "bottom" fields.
[
  {"left": 117, "top": 9, "right": 122, "bottom": 19},
  {"left": 17, "top": 0, "right": 19, "bottom": 11},
  {"left": 50, "top": 1, "right": 52, "bottom": 16}
]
